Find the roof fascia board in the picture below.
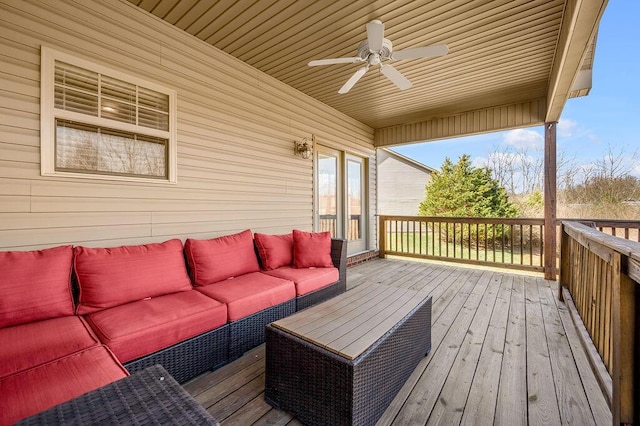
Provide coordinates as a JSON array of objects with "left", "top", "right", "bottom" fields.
[{"left": 545, "top": 0, "right": 608, "bottom": 121}]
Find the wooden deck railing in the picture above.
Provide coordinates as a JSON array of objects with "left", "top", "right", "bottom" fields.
[
  {"left": 559, "top": 221, "right": 639, "bottom": 425},
  {"left": 562, "top": 219, "right": 640, "bottom": 242},
  {"left": 319, "top": 214, "right": 361, "bottom": 240},
  {"left": 378, "top": 215, "right": 545, "bottom": 272},
  {"left": 378, "top": 216, "right": 640, "bottom": 274}
]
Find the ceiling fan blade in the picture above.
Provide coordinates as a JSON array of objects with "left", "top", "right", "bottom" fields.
[
  {"left": 366, "top": 20, "right": 384, "bottom": 52},
  {"left": 380, "top": 64, "right": 412, "bottom": 90},
  {"left": 308, "top": 57, "right": 363, "bottom": 66},
  {"left": 391, "top": 44, "right": 449, "bottom": 60},
  {"left": 339, "top": 65, "right": 369, "bottom": 94}
]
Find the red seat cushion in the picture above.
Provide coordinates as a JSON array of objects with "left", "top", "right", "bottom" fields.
[
  {"left": 0, "top": 345, "right": 128, "bottom": 425},
  {"left": 196, "top": 272, "right": 295, "bottom": 322},
  {"left": 0, "top": 245, "right": 74, "bottom": 329},
  {"left": 0, "top": 316, "right": 100, "bottom": 379},
  {"left": 292, "top": 230, "right": 334, "bottom": 268},
  {"left": 85, "top": 290, "right": 227, "bottom": 363},
  {"left": 262, "top": 266, "right": 340, "bottom": 296},
  {"left": 75, "top": 239, "right": 192, "bottom": 315},
  {"left": 254, "top": 233, "right": 293, "bottom": 270},
  {"left": 185, "top": 230, "right": 260, "bottom": 286}
]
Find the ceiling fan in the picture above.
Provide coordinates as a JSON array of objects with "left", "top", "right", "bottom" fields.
[{"left": 308, "top": 20, "right": 448, "bottom": 94}]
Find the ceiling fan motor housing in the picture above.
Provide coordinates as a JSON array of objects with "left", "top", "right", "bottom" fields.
[{"left": 358, "top": 38, "right": 393, "bottom": 62}]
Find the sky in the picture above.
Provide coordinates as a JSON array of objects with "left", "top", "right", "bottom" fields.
[{"left": 392, "top": 2, "right": 640, "bottom": 178}]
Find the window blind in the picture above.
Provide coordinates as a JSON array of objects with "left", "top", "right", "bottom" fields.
[{"left": 54, "top": 61, "right": 169, "bottom": 131}]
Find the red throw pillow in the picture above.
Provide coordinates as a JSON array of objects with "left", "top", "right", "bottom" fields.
[
  {"left": 292, "top": 230, "right": 333, "bottom": 268},
  {"left": 0, "top": 245, "right": 74, "bottom": 328},
  {"left": 75, "top": 239, "right": 192, "bottom": 315},
  {"left": 185, "top": 230, "right": 260, "bottom": 286},
  {"left": 254, "top": 233, "right": 293, "bottom": 270}
]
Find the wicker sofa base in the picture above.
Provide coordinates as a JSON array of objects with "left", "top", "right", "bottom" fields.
[
  {"left": 265, "top": 297, "right": 432, "bottom": 426},
  {"left": 296, "top": 279, "right": 346, "bottom": 311},
  {"left": 124, "top": 324, "right": 229, "bottom": 384},
  {"left": 18, "top": 365, "right": 218, "bottom": 425},
  {"left": 228, "top": 299, "right": 296, "bottom": 361}
]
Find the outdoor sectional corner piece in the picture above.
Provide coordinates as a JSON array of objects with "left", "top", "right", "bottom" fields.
[{"left": 0, "top": 231, "right": 347, "bottom": 425}]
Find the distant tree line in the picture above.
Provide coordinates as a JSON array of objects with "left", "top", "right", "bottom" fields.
[{"left": 418, "top": 143, "right": 640, "bottom": 248}]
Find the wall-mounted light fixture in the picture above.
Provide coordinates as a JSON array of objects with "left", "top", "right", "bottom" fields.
[{"left": 294, "top": 134, "right": 315, "bottom": 159}]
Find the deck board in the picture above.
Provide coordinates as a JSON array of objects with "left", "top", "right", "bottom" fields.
[
  {"left": 537, "top": 277, "right": 596, "bottom": 425},
  {"left": 495, "top": 274, "right": 528, "bottom": 425},
  {"left": 183, "top": 258, "right": 612, "bottom": 425},
  {"left": 525, "top": 274, "right": 562, "bottom": 425},
  {"left": 427, "top": 269, "right": 502, "bottom": 425},
  {"left": 461, "top": 273, "right": 513, "bottom": 425}
]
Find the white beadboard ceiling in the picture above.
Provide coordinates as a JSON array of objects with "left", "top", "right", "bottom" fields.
[{"left": 128, "top": 0, "right": 606, "bottom": 143}]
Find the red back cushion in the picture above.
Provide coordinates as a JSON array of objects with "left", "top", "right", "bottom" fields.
[
  {"left": 185, "top": 230, "right": 260, "bottom": 286},
  {"left": 75, "top": 239, "right": 192, "bottom": 315},
  {"left": 292, "top": 230, "right": 333, "bottom": 268},
  {"left": 254, "top": 233, "right": 293, "bottom": 270},
  {"left": 0, "top": 245, "right": 74, "bottom": 329}
]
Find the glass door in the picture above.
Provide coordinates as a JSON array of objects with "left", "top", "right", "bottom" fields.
[
  {"left": 346, "top": 155, "right": 366, "bottom": 254},
  {"left": 317, "top": 149, "right": 341, "bottom": 238},
  {"left": 315, "top": 147, "right": 367, "bottom": 255}
]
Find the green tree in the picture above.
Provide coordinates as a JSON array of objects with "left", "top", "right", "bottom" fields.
[
  {"left": 419, "top": 155, "right": 519, "bottom": 247},
  {"left": 419, "top": 155, "right": 518, "bottom": 218}
]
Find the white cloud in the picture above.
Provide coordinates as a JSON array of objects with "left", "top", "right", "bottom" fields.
[
  {"left": 557, "top": 119, "right": 578, "bottom": 138},
  {"left": 472, "top": 156, "right": 488, "bottom": 168},
  {"left": 502, "top": 128, "right": 543, "bottom": 150}
]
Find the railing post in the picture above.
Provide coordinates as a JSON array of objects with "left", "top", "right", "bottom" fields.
[
  {"left": 559, "top": 222, "right": 569, "bottom": 301},
  {"left": 544, "top": 121, "right": 557, "bottom": 280},
  {"left": 379, "top": 216, "right": 386, "bottom": 258},
  {"left": 627, "top": 259, "right": 640, "bottom": 425},
  {"left": 614, "top": 261, "right": 636, "bottom": 425},
  {"left": 612, "top": 252, "right": 622, "bottom": 425}
]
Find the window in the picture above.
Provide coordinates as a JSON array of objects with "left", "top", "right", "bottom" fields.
[{"left": 40, "top": 47, "right": 177, "bottom": 183}]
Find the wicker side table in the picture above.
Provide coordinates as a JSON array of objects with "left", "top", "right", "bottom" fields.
[
  {"left": 265, "top": 284, "right": 432, "bottom": 426},
  {"left": 17, "top": 364, "right": 218, "bottom": 425}
]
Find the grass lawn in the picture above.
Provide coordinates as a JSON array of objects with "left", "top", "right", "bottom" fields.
[{"left": 385, "top": 231, "right": 543, "bottom": 267}]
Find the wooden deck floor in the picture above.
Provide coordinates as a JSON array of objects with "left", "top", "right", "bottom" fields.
[{"left": 183, "top": 258, "right": 612, "bottom": 425}]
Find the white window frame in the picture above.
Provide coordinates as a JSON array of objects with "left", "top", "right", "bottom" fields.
[{"left": 40, "top": 46, "right": 178, "bottom": 184}]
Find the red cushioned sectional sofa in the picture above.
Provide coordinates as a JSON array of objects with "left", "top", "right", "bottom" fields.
[{"left": 0, "top": 230, "right": 347, "bottom": 425}]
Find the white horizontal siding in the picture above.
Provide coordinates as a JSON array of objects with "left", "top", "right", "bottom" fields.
[{"left": 0, "top": 0, "right": 375, "bottom": 251}]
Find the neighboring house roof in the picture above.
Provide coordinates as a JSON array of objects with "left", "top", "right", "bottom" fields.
[{"left": 381, "top": 149, "right": 437, "bottom": 174}]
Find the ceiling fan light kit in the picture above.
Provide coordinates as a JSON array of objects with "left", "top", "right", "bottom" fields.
[{"left": 308, "top": 20, "right": 448, "bottom": 94}]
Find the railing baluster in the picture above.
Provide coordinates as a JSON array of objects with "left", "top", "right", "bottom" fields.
[
  {"left": 452, "top": 221, "right": 456, "bottom": 259},
  {"left": 467, "top": 223, "right": 471, "bottom": 260},
  {"left": 445, "top": 221, "right": 449, "bottom": 258},
  {"left": 475, "top": 223, "right": 479, "bottom": 261},
  {"left": 540, "top": 224, "right": 544, "bottom": 267},
  {"left": 529, "top": 224, "right": 533, "bottom": 266},
  {"left": 484, "top": 223, "right": 488, "bottom": 262},
  {"left": 432, "top": 220, "right": 436, "bottom": 257},
  {"left": 394, "top": 220, "right": 398, "bottom": 253},
  {"left": 501, "top": 223, "right": 505, "bottom": 263},
  {"left": 518, "top": 224, "right": 522, "bottom": 265}
]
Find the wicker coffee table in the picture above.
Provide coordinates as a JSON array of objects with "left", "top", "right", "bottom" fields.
[
  {"left": 17, "top": 364, "right": 218, "bottom": 425},
  {"left": 265, "top": 283, "right": 432, "bottom": 426}
]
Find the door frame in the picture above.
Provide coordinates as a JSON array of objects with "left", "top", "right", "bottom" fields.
[{"left": 314, "top": 145, "right": 368, "bottom": 255}]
